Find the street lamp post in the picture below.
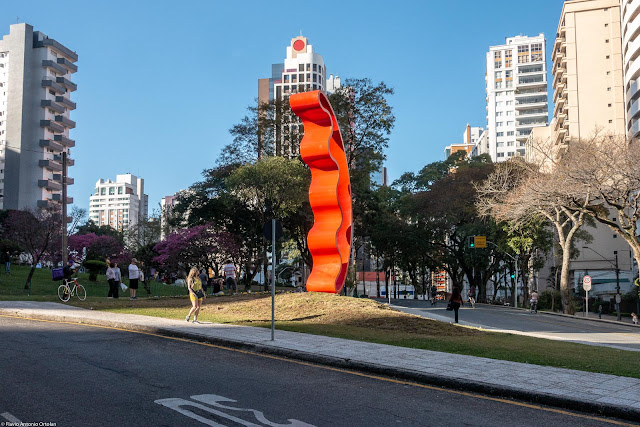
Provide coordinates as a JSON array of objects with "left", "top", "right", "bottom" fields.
[{"left": 486, "top": 241, "right": 519, "bottom": 308}]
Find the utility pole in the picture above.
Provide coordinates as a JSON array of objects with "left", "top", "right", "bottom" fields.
[
  {"left": 615, "top": 250, "right": 621, "bottom": 321},
  {"left": 61, "top": 151, "right": 68, "bottom": 264}
]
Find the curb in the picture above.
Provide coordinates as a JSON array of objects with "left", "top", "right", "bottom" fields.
[{"left": 3, "top": 309, "right": 640, "bottom": 422}]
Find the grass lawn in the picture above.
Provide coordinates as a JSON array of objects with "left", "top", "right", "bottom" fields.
[
  {"left": 3, "top": 265, "right": 637, "bottom": 378},
  {"left": 0, "top": 264, "right": 191, "bottom": 300},
  {"left": 62, "top": 292, "right": 640, "bottom": 380}
]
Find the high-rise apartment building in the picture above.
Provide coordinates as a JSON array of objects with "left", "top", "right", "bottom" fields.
[
  {"left": 88, "top": 174, "right": 148, "bottom": 231},
  {"left": 622, "top": 0, "right": 640, "bottom": 137},
  {"left": 485, "top": 34, "right": 548, "bottom": 162},
  {"left": 257, "top": 36, "right": 340, "bottom": 158},
  {"left": 0, "top": 23, "right": 77, "bottom": 210},
  {"left": 552, "top": 0, "right": 625, "bottom": 146}
]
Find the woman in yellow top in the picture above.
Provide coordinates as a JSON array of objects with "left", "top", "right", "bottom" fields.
[{"left": 186, "top": 267, "right": 204, "bottom": 323}]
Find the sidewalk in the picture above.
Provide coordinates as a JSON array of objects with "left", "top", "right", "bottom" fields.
[{"left": 1, "top": 301, "right": 639, "bottom": 422}]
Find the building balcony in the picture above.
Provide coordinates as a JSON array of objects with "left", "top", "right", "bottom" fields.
[
  {"left": 39, "top": 139, "right": 64, "bottom": 152},
  {"left": 56, "top": 57, "right": 77, "bottom": 73},
  {"left": 515, "top": 87, "right": 547, "bottom": 97},
  {"left": 517, "top": 79, "right": 547, "bottom": 88},
  {"left": 516, "top": 109, "right": 548, "bottom": 119},
  {"left": 66, "top": 177, "right": 74, "bottom": 185},
  {"left": 40, "top": 120, "right": 65, "bottom": 133},
  {"left": 53, "top": 134, "right": 75, "bottom": 147},
  {"left": 55, "top": 96, "right": 76, "bottom": 110},
  {"left": 54, "top": 115, "right": 76, "bottom": 129},
  {"left": 55, "top": 77, "right": 77, "bottom": 92},
  {"left": 35, "top": 38, "right": 78, "bottom": 62},
  {"left": 38, "top": 179, "right": 62, "bottom": 191},
  {"left": 66, "top": 158, "right": 75, "bottom": 167},
  {"left": 516, "top": 120, "right": 547, "bottom": 129},
  {"left": 41, "top": 59, "right": 66, "bottom": 74},
  {"left": 629, "top": 97, "right": 640, "bottom": 120},
  {"left": 39, "top": 159, "right": 63, "bottom": 172},
  {"left": 42, "top": 79, "right": 66, "bottom": 94},
  {"left": 41, "top": 99, "right": 65, "bottom": 114},
  {"left": 630, "top": 119, "right": 640, "bottom": 137}
]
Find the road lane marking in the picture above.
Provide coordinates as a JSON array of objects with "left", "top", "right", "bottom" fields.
[
  {"left": 1, "top": 313, "right": 636, "bottom": 427},
  {"left": 155, "top": 394, "right": 314, "bottom": 426},
  {"left": 1, "top": 412, "right": 22, "bottom": 423}
]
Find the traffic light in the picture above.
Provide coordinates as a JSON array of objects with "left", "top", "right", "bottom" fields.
[
  {"left": 468, "top": 236, "right": 475, "bottom": 248},
  {"left": 468, "top": 236, "right": 487, "bottom": 248},
  {"left": 510, "top": 272, "right": 516, "bottom": 279}
]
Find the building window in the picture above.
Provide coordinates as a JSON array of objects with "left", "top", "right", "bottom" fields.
[
  {"left": 284, "top": 75, "right": 290, "bottom": 83},
  {"left": 605, "top": 39, "right": 609, "bottom": 43},
  {"left": 507, "top": 141, "right": 514, "bottom": 146},
  {"left": 607, "top": 71, "right": 610, "bottom": 75},
  {"left": 608, "top": 103, "right": 612, "bottom": 107},
  {"left": 497, "top": 132, "right": 504, "bottom": 136},
  {"left": 101, "top": 188, "right": 106, "bottom": 195},
  {"left": 495, "top": 81, "right": 502, "bottom": 89},
  {"left": 609, "top": 119, "right": 613, "bottom": 123},
  {"left": 497, "top": 152, "right": 505, "bottom": 157},
  {"left": 118, "top": 187, "right": 123, "bottom": 194},
  {"left": 497, "top": 142, "right": 504, "bottom": 147},
  {"left": 606, "top": 55, "right": 610, "bottom": 59},
  {"left": 507, "top": 131, "right": 514, "bottom": 136},
  {"left": 605, "top": 23, "right": 608, "bottom": 27},
  {"left": 496, "top": 122, "right": 503, "bottom": 127},
  {"left": 496, "top": 111, "right": 503, "bottom": 116},
  {"left": 505, "top": 50, "right": 513, "bottom": 68},
  {"left": 306, "top": 64, "right": 310, "bottom": 71},
  {"left": 312, "top": 64, "right": 317, "bottom": 72},
  {"left": 607, "top": 87, "right": 611, "bottom": 91},
  {"left": 298, "top": 64, "right": 304, "bottom": 72}
]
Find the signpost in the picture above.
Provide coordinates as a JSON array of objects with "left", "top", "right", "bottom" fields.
[{"left": 582, "top": 275, "right": 591, "bottom": 318}]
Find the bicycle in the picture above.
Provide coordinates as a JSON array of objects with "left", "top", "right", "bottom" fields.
[{"left": 58, "top": 278, "right": 86, "bottom": 302}]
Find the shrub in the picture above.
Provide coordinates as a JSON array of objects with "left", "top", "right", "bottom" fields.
[
  {"left": 83, "top": 259, "right": 107, "bottom": 282},
  {"left": 537, "top": 289, "right": 562, "bottom": 311}
]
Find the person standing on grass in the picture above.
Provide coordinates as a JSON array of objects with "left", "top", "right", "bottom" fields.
[
  {"left": 449, "top": 287, "right": 463, "bottom": 324},
  {"left": 224, "top": 260, "right": 237, "bottom": 294},
  {"left": 128, "top": 258, "right": 140, "bottom": 300},
  {"left": 4, "top": 251, "right": 11, "bottom": 275},
  {"left": 186, "top": 267, "right": 204, "bottom": 323},
  {"left": 199, "top": 269, "right": 209, "bottom": 295},
  {"left": 106, "top": 263, "right": 117, "bottom": 298}
]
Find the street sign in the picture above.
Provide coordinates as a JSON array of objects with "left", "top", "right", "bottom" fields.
[
  {"left": 616, "top": 294, "right": 622, "bottom": 304},
  {"left": 475, "top": 236, "right": 487, "bottom": 248},
  {"left": 263, "top": 220, "right": 283, "bottom": 241},
  {"left": 582, "top": 275, "right": 591, "bottom": 291}
]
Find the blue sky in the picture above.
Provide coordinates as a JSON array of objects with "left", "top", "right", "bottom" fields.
[{"left": 2, "top": 0, "right": 562, "bottom": 214}]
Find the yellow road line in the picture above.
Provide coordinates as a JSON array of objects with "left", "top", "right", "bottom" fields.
[{"left": 1, "top": 313, "right": 637, "bottom": 427}]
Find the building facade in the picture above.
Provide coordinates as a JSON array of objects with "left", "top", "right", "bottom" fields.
[
  {"left": 258, "top": 36, "right": 340, "bottom": 158},
  {"left": 89, "top": 174, "right": 148, "bottom": 231},
  {"left": 0, "top": 23, "right": 77, "bottom": 210},
  {"left": 622, "top": 0, "right": 640, "bottom": 136},
  {"left": 485, "top": 34, "right": 548, "bottom": 162},
  {"left": 552, "top": 0, "right": 625, "bottom": 146},
  {"left": 445, "top": 124, "right": 484, "bottom": 159}
]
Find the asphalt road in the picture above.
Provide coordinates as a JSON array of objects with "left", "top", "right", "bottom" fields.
[
  {"left": 381, "top": 299, "right": 640, "bottom": 351},
  {"left": 0, "top": 316, "right": 633, "bottom": 427}
]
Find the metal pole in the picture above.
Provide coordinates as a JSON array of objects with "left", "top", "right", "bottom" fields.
[
  {"left": 514, "top": 256, "right": 518, "bottom": 308},
  {"left": 271, "top": 218, "right": 276, "bottom": 341},
  {"left": 586, "top": 289, "right": 589, "bottom": 318},
  {"left": 615, "top": 251, "right": 621, "bottom": 321},
  {"left": 61, "top": 152, "right": 68, "bottom": 265}
]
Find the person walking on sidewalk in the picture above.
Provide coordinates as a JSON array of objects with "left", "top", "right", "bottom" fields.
[
  {"left": 632, "top": 313, "right": 638, "bottom": 325},
  {"left": 128, "top": 258, "right": 140, "bottom": 300},
  {"left": 186, "top": 267, "right": 204, "bottom": 323},
  {"left": 468, "top": 285, "right": 476, "bottom": 308},
  {"left": 430, "top": 286, "right": 437, "bottom": 306},
  {"left": 449, "top": 287, "right": 463, "bottom": 324},
  {"left": 106, "top": 262, "right": 117, "bottom": 298},
  {"left": 530, "top": 290, "right": 539, "bottom": 314},
  {"left": 598, "top": 305, "right": 603, "bottom": 319}
]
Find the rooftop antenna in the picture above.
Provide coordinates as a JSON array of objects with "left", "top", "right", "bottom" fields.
[{"left": 299, "top": 29, "right": 303, "bottom": 37}]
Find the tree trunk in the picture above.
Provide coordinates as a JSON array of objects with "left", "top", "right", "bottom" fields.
[{"left": 559, "top": 241, "right": 573, "bottom": 314}]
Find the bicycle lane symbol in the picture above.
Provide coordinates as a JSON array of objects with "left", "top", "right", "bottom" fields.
[{"left": 154, "top": 394, "right": 315, "bottom": 427}]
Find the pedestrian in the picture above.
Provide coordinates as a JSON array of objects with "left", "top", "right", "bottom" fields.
[
  {"left": 632, "top": 313, "right": 638, "bottom": 325},
  {"left": 223, "top": 260, "right": 237, "bottom": 294},
  {"left": 106, "top": 262, "right": 117, "bottom": 298},
  {"left": 186, "top": 267, "right": 204, "bottom": 323},
  {"left": 199, "top": 269, "right": 209, "bottom": 295},
  {"left": 113, "top": 262, "right": 121, "bottom": 298},
  {"left": 3, "top": 251, "right": 11, "bottom": 274},
  {"left": 430, "top": 286, "right": 437, "bottom": 306},
  {"left": 449, "top": 287, "right": 463, "bottom": 324},
  {"left": 128, "top": 258, "right": 140, "bottom": 300},
  {"left": 598, "top": 304, "right": 603, "bottom": 319},
  {"left": 468, "top": 285, "right": 476, "bottom": 308},
  {"left": 530, "top": 290, "right": 539, "bottom": 314}
]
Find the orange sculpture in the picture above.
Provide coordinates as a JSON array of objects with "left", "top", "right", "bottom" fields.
[{"left": 290, "top": 91, "right": 352, "bottom": 293}]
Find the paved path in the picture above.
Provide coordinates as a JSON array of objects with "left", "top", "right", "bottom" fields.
[
  {"left": 381, "top": 299, "right": 640, "bottom": 352},
  {"left": 1, "top": 301, "right": 639, "bottom": 422}
]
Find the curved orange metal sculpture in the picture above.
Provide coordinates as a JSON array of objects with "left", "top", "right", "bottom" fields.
[{"left": 290, "top": 90, "right": 352, "bottom": 293}]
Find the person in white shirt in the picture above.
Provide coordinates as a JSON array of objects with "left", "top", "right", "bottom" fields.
[
  {"left": 128, "top": 258, "right": 140, "bottom": 300},
  {"left": 223, "top": 260, "right": 237, "bottom": 293},
  {"left": 106, "top": 262, "right": 116, "bottom": 298}
]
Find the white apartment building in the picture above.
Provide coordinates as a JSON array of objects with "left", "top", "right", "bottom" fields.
[
  {"left": 258, "top": 36, "right": 340, "bottom": 157},
  {"left": 485, "top": 34, "right": 548, "bottom": 162},
  {"left": 0, "top": 23, "right": 77, "bottom": 210},
  {"left": 622, "top": 0, "right": 640, "bottom": 137},
  {"left": 89, "top": 174, "right": 148, "bottom": 231}
]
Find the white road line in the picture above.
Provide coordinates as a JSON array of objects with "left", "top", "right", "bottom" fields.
[{"left": 1, "top": 412, "right": 22, "bottom": 423}]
